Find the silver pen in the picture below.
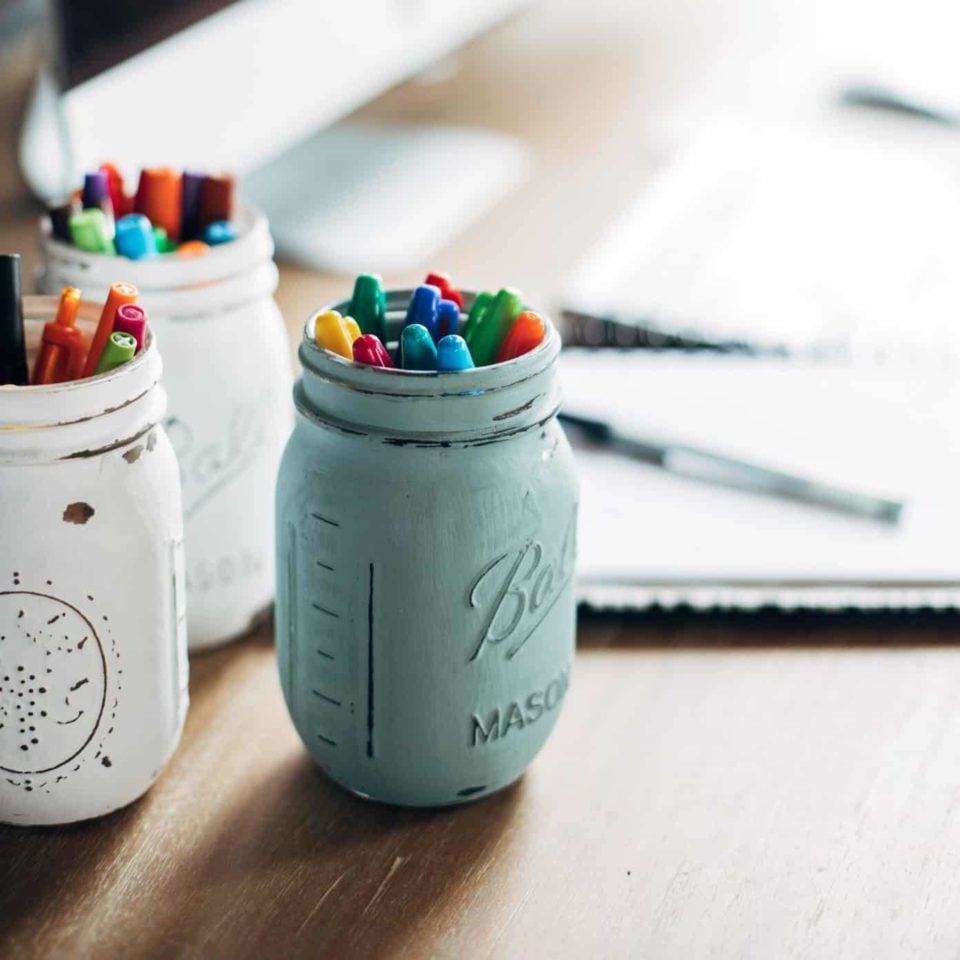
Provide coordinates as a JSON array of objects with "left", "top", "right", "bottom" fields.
[{"left": 559, "top": 410, "right": 904, "bottom": 524}]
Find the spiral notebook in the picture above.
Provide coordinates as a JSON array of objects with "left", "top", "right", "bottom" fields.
[{"left": 565, "top": 351, "right": 960, "bottom": 612}]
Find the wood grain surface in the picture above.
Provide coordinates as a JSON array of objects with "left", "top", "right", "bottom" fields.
[{"left": 4, "top": 2, "right": 960, "bottom": 958}]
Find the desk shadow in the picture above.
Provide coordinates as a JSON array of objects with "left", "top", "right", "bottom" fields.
[
  {"left": 137, "top": 753, "right": 524, "bottom": 958},
  {"left": 577, "top": 607, "right": 960, "bottom": 649}
]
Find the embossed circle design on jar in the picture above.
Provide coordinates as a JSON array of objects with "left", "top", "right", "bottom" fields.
[{"left": 0, "top": 592, "right": 107, "bottom": 775}]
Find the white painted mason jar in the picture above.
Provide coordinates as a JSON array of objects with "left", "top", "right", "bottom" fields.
[
  {"left": 0, "top": 296, "right": 187, "bottom": 825},
  {"left": 276, "top": 291, "right": 578, "bottom": 807},
  {"left": 37, "top": 204, "right": 293, "bottom": 651}
]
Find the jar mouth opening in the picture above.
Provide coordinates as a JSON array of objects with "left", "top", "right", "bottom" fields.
[
  {"left": 299, "top": 289, "right": 560, "bottom": 397},
  {"left": 0, "top": 296, "right": 161, "bottom": 430},
  {"left": 38, "top": 202, "right": 270, "bottom": 291}
]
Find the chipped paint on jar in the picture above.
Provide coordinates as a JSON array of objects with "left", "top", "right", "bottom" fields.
[
  {"left": 37, "top": 204, "right": 294, "bottom": 651},
  {"left": 0, "top": 296, "right": 187, "bottom": 825},
  {"left": 276, "top": 291, "right": 578, "bottom": 807}
]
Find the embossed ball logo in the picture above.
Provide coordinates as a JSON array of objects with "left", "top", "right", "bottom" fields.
[{"left": 0, "top": 592, "right": 107, "bottom": 775}]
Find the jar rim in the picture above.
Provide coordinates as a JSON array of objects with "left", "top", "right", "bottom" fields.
[
  {"left": 0, "top": 295, "right": 162, "bottom": 430},
  {"left": 299, "top": 289, "right": 560, "bottom": 398}
]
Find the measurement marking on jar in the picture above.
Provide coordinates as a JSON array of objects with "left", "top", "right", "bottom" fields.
[
  {"left": 311, "top": 602, "right": 340, "bottom": 619},
  {"left": 315, "top": 561, "right": 335, "bottom": 572},
  {"left": 367, "top": 562, "right": 375, "bottom": 759},
  {"left": 311, "top": 513, "right": 340, "bottom": 528},
  {"left": 312, "top": 690, "right": 342, "bottom": 707},
  {"left": 316, "top": 648, "right": 336, "bottom": 661},
  {"left": 316, "top": 733, "right": 337, "bottom": 747}
]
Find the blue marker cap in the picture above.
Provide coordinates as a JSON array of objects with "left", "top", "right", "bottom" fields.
[
  {"left": 437, "top": 299, "right": 460, "bottom": 339},
  {"left": 115, "top": 213, "right": 158, "bottom": 260},
  {"left": 437, "top": 334, "right": 475, "bottom": 372},
  {"left": 400, "top": 324, "right": 439, "bottom": 371},
  {"left": 202, "top": 220, "right": 237, "bottom": 246},
  {"left": 403, "top": 284, "right": 441, "bottom": 341}
]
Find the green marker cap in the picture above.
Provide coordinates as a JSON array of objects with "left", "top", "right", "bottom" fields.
[
  {"left": 69, "top": 208, "right": 116, "bottom": 255},
  {"left": 464, "top": 288, "right": 523, "bottom": 366},
  {"left": 94, "top": 331, "right": 137, "bottom": 375},
  {"left": 349, "top": 274, "right": 386, "bottom": 339},
  {"left": 152, "top": 226, "right": 176, "bottom": 254},
  {"left": 462, "top": 290, "right": 493, "bottom": 342}
]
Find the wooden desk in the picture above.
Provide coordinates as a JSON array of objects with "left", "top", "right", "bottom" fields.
[{"left": 3, "top": 4, "right": 960, "bottom": 958}]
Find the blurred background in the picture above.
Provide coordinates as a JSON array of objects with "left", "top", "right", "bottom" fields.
[{"left": 4, "top": 0, "right": 960, "bottom": 612}]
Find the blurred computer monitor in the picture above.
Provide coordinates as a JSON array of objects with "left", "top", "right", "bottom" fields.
[{"left": 20, "top": 0, "right": 529, "bottom": 270}]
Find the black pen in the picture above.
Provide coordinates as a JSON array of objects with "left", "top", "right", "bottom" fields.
[
  {"left": 559, "top": 409, "right": 904, "bottom": 524},
  {"left": 0, "top": 254, "right": 27, "bottom": 386}
]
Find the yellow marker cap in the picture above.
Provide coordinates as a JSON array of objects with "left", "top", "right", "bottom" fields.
[
  {"left": 313, "top": 310, "right": 355, "bottom": 359},
  {"left": 344, "top": 316, "right": 361, "bottom": 344}
]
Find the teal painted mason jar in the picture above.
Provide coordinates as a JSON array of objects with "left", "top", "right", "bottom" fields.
[{"left": 275, "top": 291, "right": 578, "bottom": 807}]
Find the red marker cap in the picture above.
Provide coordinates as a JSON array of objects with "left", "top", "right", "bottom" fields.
[
  {"left": 425, "top": 272, "right": 463, "bottom": 309},
  {"left": 198, "top": 173, "right": 235, "bottom": 231},
  {"left": 352, "top": 334, "right": 394, "bottom": 368}
]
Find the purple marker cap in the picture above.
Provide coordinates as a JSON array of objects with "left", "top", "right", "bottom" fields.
[
  {"left": 114, "top": 303, "right": 147, "bottom": 352},
  {"left": 82, "top": 170, "right": 112, "bottom": 212},
  {"left": 181, "top": 171, "right": 205, "bottom": 241}
]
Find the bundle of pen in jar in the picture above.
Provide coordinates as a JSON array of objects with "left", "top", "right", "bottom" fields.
[
  {"left": 46, "top": 164, "right": 237, "bottom": 260},
  {"left": 311, "top": 272, "right": 546, "bottom": 371},
  {"left": 0, "top": 254, "right": 146, "bottom": 386}
]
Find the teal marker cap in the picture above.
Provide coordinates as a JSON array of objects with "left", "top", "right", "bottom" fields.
[
  {"left": 69, "top": 208, "right": 116, "bottom": 255},
  {"left": 437, "top": 334, "right": 475, "bottom": 372},
  {"left": 350, "top": 274, "right": 387, "bottom": 339},
  {"left": 400, "top": 324, "right": 438, "bottom": 371},
  {"left": 93, "top": 331, "right": 137, "bottom": 375}
]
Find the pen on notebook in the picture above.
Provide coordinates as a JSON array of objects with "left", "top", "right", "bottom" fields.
[
  {"left": 558, "top": 410, "right": 905, "bottom": 524},
  {"left": 0, "top": 254, "right": 28, "bottom": 386}
]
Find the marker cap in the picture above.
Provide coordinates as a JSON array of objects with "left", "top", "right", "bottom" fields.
[
  {"left": 400, "top": 324, "right": 439, "bottom": 371},
  {"left": 114, "top": 303, "right": 147, "bottom": 352},
  {"left": 135, "top": 167, "right": 182, "bottom": 240},
  {"left": 82, "top": 170, "right": 112, "bottom": 212},
  {"left": 94, "top": 330, "right": 137, "bottom": 375},
  {"left": 353, "top": 334, "right": 394, "bottom": 368},
  {"left": 181, "top": 171, "right": 205, "bottom": 241},
  {"left": 198, "top": 173, "right": 235, "bottom": 230},
  {"left": 202, "top": 221, "right": 237, "bottom": 246},
  {"left": 115, "top": 213, "right": 159, "bottom": 260},
  {"left": 437, "top": 334, "right": 475, "bottom": 372}
]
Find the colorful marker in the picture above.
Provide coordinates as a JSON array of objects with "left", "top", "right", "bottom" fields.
[
  {"left": 404, "top": 284, "right": 442, "bottom": 342},
  {"left": 114, "top": 303, "right": 147, "bottom": 352},
  {"left": 175, "top": 240, "right": 209, "bottom": 258},
  {"left": 349, "top": 273, "right": 387, "bottom": 339},
  {"left": 437, "top": 335, "right": 475, "bottom": 372},
  {"left": 82, "top": 170, "right": 114, "bottom": 227},
  {"left": 202, "top": 221, "right": 237, "bottom": 246},
  {"left": 313, "top": 310, "right": 357, "bottom": 359},
  {"left": 180, "top": 171, "right": 205, "bottom": 242},
  {"left": 69, "top": 209, "right": 116, "bottom": 255},
  {"left": 82, "top": 281, "right": 138, "bottom": 378},
  {"left": 425, "top": 272, "right": 463, "bottom": 309},
  {"left": 33, "top": 287, "right": 86, "bottom": 385},
  {"left": 0, "top": 254, "right": 27, "bottom": 386},
  {"left": 47, "top": 200, "right": 76, "bottom": 243},
  {"left": 135, "top": 168, "right": 182, "bottom": 240},
  {"left": 94, "top": 331, "right": 137, "bottom": 375},
  {"left": 437, "top": 299, "right": 460, "bottom": 339},
  {"left": 465, "top": 287, "right": 523, "bottom": 366},
  {"left": 115, "top": 214, "right": 158, "bottom": 260},
  {"left": 98, "top": 163, "right": 126, "bottom": 218},
  {"left": 462, "top": 290, "right": 493, "bottom": 342},
  {"left": 152, "top": 226, "right": 176, "bottom": 254},
  {"left": 400, "top": 324, "right": 438, "bottom": 371},
  {"left": 198, "top": 174, "right": 235, "bottom": 232},
  {"left": 496, "top": 310, "right": 546, "bottom": 363},
  {"left": 353, "top": 334, "right": 394, "bottom": 368}
]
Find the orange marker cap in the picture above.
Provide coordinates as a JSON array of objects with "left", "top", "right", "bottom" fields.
[
  {"left": 135, "top": 168, "right": 183, "bottom": 240},
  {"left": 495, "top": 310, "right": 546, "bottom": 363},
  {"left": 33, "top": 288, "right": 83, "bottom": 385},
  {"left": 82, "top": 282, "right": 137, "bottom": 378},
  {"left": 175, "top": 240, "right": 209, "bottom": 258}
]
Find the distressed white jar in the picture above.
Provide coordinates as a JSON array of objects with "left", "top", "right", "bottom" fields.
[
  {"left": 0, "top": 297, "right": 187, "bottom": 825},
  {"left": 37, "top": 204, "right": 294, "bottom": 651},
  {"left": 276, "top": 291, "right": 578, "bottom": 807}
]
